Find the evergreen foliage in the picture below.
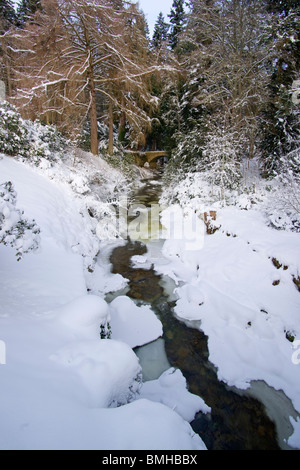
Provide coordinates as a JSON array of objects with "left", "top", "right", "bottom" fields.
[
  {"left": 168, "top": 0, "right": 185, "bottom": 50},
  {"left": 0, "top": 101, "right": 67, "bottom": 161},
  {"left": 169, "top": 124, "right": 206, "bottom": 171},
  {"left": 152, "top": 12, "right": 169, "bottom": 49},
  {"left": 0, "top": 0, "right": 299, "bottom": 210},
  {"left": 0, "top": 181, "right": 40, "bottom": 261},
  {"left": 0, "top": 101, "right": 29, "bottom": 156},
  {"left": 0, "top": 0, "right": 16, "bottom": 31},
  {"left": 267, "top": 0, "right": 300, "bottom": 15},
  {"left": 16, "top": 0, "right": 42, "bottom": 27},
  {"left": 202, "top": 125, "right": 243, "bottom": 192},
  {"left": 260, "top": 8, "right": 300, "bottom": 177}
]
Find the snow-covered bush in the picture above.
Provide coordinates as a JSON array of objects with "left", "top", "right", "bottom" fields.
[
  {"left": 77, "top": 119, "right": 93, "bottom": 152},
  {"left": 0, "top": 102, "right": 68, "bottom": 164},
  {"left": 0, "top": 102, "right": 29, "bottom": 156},
  {"left": 261, "top": 79, "right": 300, "bottom": 179},
  {"left": 27, "top": 121, "right": 68, "bottom": 163},
  {"left": 164, "top": 124, "right": 242, "bottom": 204},
  {"left": 0, "top": 181, "right": 40, "bottom": 260},
  {"left": 263, "top": 101, "right": 300, "bottom": 231},
  {"left": 202, "top": 128, "right": 242, "bottom": 191},
  {"left": 265, "top": 151, "right": 300, "bottom": 232},
  {"left": 168, "top": 126, "right": 205, "bottom": 172}
]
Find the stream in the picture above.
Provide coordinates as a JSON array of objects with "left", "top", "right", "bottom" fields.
[{"left": 108, "top": 173, "right": 291, "bottom": 451}]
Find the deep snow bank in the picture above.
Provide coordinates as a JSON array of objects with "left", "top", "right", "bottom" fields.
[
  {"left": 151, "top": 175, "right": 300, "bottom": 448},
  {"left": 0, "top": 154, "right": 206, "bottom": 450}
]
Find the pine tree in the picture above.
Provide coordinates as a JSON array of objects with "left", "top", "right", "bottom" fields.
[
  {"left": 260, "top": 7, "right": 300, "bottom": 177},
  {"left": 0, "top": 0, "right": 16, "bottom": 31},
  {"left": 267, "top": 0, "right": 300, "bottom": 15},
  {"left": 152, "top": 12, "right": 169, "bottom": 49},
  {"left": 202, "top": 123, "right": 243, "bottom": 195},
  {"left": 16, "top": 0, "right": 42, "bottom": 27},
  {"left": 168, "top": 0, "right": 185, "bottom": 50},
  {"left": 174, "top": 0, "right": 271, "bottom": 167}
]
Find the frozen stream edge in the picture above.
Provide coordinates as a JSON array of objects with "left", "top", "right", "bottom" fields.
[{"left": 106, "top": 174, "right": 300, "bottom": 450}]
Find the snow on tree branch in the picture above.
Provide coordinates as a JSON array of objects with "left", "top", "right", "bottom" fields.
[{"left": 0, "top": 181, "right": 40, "bottom": 261}]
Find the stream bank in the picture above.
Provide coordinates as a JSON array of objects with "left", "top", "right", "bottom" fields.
[
  {"left": 109, "top": 236, "right": 280, "bottom": 450},
  {"left": 106, "top": 173, "right": 292, "bottom": 450}
]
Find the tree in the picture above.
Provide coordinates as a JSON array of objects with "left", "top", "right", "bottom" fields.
[
  {"left": 5, "top": 0, "right": 161, "bottom": 155},
  {"left": 178, "top": 0, "right": 272, "bottom": 161},
  {"left": 112, "top": 2, "right": 157, "bottom": 152},
  {"left": 168, "top": 0, "right": 185, "bottom": 50},
  {"left": 0, "top": 0, "right": 16, "bottom": 32},
  {"left": 16, "top": 0, "right": 42, "bottom": 27},
  {"left": 152, "top": 12, "right": 169, "bottom": 50},
  {"left": 260, "top": 6, "right": 300, "bottom": 176},
  {"left": 3, "top": 0, "right": 83, "bottom": 134},
  {"left": 0, "top": 1, "right": 17, "bottom": 97},
  {"left": 202, "top": 123, "right": 243, "bottom": 197},
  {"left": 157, "top": 74, "right": 185, "bottom": 152},
  {"left": 266, "top": 0, "right": 300, "bottom": 15}
]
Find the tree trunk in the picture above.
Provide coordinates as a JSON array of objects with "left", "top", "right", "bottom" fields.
[
  {"left": 108, "top": 98, "right": 114, "bottom": 155},
  {"left": 2, "top": 43, "right": 12, "bottom": 97},
  {"left": 89, "top": 71, "right": 98, "bottom": 156},
  {"left": 118, "top": 111, "right": 126, "bottom": 142},
  {"left": 5, "top": 59, "right": 12, "bottom": 97},
  {"left": 249, "top": 128, "right": 256, "bottom": 160},
  {"left": 118, "top": 95, "right": 126, "bottom": 142}
]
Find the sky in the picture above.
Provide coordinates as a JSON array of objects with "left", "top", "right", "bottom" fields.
[
  {"left": 12, "top": 0, "right": 174, "bottom": 38},
  {"left": 137, "top": 0, "right": 174, "bottom": 36}
]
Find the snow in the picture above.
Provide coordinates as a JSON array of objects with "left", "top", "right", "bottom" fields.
[
  {"left": 110, "top": 296, "right": 163, "bottom": 348},
  {"left": 289, "top": 417, "right": 300, "bottom": 449},
  {"left": 55, "top": 295, "right": 110, "bottom": 340},
  {"left": 2, "top": 131, "right": 300, "bottom": 449},
  {"left": 85, "top": 240, "right": 129, "bottom": 298},
  {"left": 164, "top": 211, "right": 300, "bottom": 399},
  {"left": 140, "top": 368, "right": 211, "bottom": 422},
  {"left": 0, "top": 153, "right": 206, "bottom": 451},
  {"left": 51, "top": 339, "right": 141, "bottom": 408},
  {"left": 147, "top": 169, "right": 300, "bottom": 449}
]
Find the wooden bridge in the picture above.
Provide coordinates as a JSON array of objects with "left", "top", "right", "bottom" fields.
[{"left": 125, "top": 150, "right": 168, "bottom": 167}]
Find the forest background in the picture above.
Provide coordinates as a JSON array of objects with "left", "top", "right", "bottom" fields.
[{"left": 0, "top": 0, "right": 299, "bottom": 215}]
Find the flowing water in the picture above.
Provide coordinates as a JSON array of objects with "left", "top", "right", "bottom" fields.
[{"left": 108, "top": 173, "right": 294, "bottom": 450}]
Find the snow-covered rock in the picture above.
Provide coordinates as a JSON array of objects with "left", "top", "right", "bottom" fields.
[
  {"left": 110, "top": 296, "right": 163, "bottom": 348},
  {"left": 140, "top": 368, "right": 211, "bottom": 422},
  {"left": 51, "top": 339, "right": 142, "bottom": 408}
]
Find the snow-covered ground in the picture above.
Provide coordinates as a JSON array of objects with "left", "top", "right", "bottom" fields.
[
  {"left": 0, "top": 153, "right": 206, "bottom": 450},
  {"left": 141, "top": 162, "right": 300, "bottom": 449},
  {"left": 1, "top": 145, "right": 300, "bottom": 450}
]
